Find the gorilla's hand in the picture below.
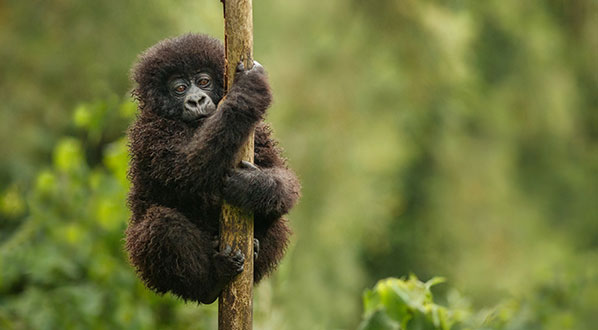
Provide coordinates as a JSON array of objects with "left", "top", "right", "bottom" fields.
[
  {"left": 229, "top": 60, "right": 272, "bottom": 117},
  {"left": 235, "top": 60, "right": 265, "bottom": 80},
  {"left": 222, "top": 161, "right": 277, "bottom": 212}
]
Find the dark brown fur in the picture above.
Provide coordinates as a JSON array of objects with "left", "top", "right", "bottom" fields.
[{"left": 125, "top": 34, "right": 300, "bottom": 304}]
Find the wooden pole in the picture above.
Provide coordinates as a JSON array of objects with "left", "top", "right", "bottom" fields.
[{"left": 219, "top": 0, "right": 254, "bottom": 329}]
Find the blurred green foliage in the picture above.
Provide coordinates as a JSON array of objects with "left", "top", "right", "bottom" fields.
[
  {"left": 0, "top": 102, "right": 216, "bottom": 329},
  {"left": 359, "top": 276, "right": 457, "bottom": 330},
  {"left": 1, "top": 0, "right": 597, "bottom": 329},
  {"left": 360, "top": 262, "right": 598, "bottom": 330},
  {"left": 0, "top": 0, "right": 222, "bottom": 184}
]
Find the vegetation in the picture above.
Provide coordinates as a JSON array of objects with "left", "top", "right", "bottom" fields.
[
  {"left": 1, "top": 0, "right": 597, "bottom": 329},
  {"left": 359, "top": 269, "right": 598, "bottom": 330}
]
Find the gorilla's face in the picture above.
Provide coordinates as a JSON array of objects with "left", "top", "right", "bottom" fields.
[
  {"left": 132, "top": 34, "right": 226, "bottom": 122},
  {"left": 168, "top": 72, "right": 218, "bottom": 121}
]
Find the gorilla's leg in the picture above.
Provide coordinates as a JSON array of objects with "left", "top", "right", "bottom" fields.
[
  {"left": 125, "top": 206, "right": 243, "bottom": 304},
  {"left": 253, "top": 217, "right": 292, "bottom": 283}
]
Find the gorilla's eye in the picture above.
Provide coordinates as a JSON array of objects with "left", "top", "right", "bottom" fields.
[
  {"left": 198, "top": 78, "right": 210, "bottom": 87},
  {"left": 174, "top": 84, "right": 187, "bottom": 94}
]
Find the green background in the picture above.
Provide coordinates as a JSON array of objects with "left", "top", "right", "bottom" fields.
[{"left": 1, "top": 1, "right": 597, "bottom": 329}]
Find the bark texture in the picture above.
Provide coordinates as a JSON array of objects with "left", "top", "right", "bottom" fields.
[{"left": 219, "top": 0, "right": 255, "bottom": 329}]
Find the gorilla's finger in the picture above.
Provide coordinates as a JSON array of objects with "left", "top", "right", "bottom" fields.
[{"left": 239, "top": 160, "right": 259, "bottom": 171}]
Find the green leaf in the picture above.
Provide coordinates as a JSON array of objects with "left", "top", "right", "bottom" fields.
[
  {"left": 358, "top": 308, "right": 401, "bottom": 330},
  {"left": 73, "top": 104, "right": 91, "bottom": 128},
  {"left": 53, "top": 138, "right": 85, "bottom": 173}
]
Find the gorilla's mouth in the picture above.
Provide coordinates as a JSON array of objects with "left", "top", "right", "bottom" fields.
[{"left": 182, "top": 101, "right": 216, "bottom": 121}]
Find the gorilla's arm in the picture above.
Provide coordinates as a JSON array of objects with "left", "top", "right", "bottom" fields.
[
  {"left": 132, "top": 63, "right": 272, "bottom": 194},
  {"left": 185, "top": 63, "right": 272, "bottom": 189},
  {"left": 222, "top": 124, "right": 301, "bottom": 222},
  {"left": 223, "top": 163, "right": 300, "bottom": 220}
]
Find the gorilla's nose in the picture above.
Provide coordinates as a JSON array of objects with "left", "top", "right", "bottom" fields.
[{"left": 186, "top": 95, "right": 206, "bottom": 109}]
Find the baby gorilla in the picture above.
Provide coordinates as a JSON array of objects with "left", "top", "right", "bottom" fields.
[{"left": 125, "top": 34, "right": 300, "bottom": 304}]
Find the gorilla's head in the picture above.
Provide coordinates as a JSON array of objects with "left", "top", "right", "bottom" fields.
[{"left": 132, "top": 34, "right": 225, "bottom": 121}]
